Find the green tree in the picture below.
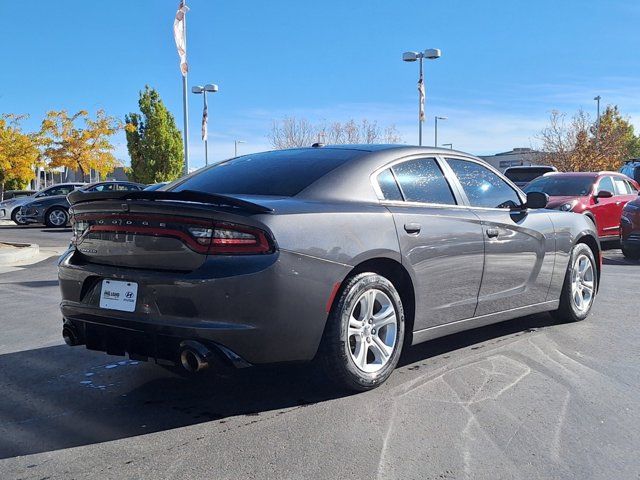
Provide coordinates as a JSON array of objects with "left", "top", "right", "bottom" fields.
[{"left": 125, "top": 86, "right": 184, "bottom": 184}]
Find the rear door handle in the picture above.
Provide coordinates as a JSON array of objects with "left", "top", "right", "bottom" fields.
[
  {"left": 486, "top": 227, "right": 499, "bottom": 238},
  {"left": 404, "top": 223, "right": 421, "bottom": 234}
]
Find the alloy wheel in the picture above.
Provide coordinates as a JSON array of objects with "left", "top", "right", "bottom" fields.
[
  {"left": 347, "top": 288, "right": 398, "bottom": 373},
  {"left": 49, "top": 209, "right": 67, "bottom": 227},
  {"left": 570, "top": 253, "right": 595, "bottom": 313}
]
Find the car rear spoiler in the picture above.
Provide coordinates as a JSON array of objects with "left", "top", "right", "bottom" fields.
[{"left": 67, "top": 189, "right": 274, "bottom": 214}]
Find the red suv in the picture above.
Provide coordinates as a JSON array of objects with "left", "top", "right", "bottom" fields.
[
  {"left": 621, "top": 196, "right": 640, "bottom": 259},
  {"left": 524, "top": 172, "right": 639, "bottom": 240}
]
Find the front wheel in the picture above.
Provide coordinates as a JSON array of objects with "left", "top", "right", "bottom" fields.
[
  {"left": 552, "top": 243, "right": 597, "bottom": 323},
  {"left": 11, "top": 209, "right": 27, "bottom": 226},
  {"left": 319, "top": 272, "right": 405, "bottom": 392},
  {"left": 45, "top": 207, "right": 69, "bottom": 228}
]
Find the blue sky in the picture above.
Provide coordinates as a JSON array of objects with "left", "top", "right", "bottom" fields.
[{"left": 1, "top": 0, "right": 639, "bottom": 169}]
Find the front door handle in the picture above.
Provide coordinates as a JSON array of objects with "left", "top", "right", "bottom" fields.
[
  {"left": 486, "top": 227, "right": 499, "bottom": 238},
  {"left": 404, "top": 223, "right": 421, "bottom": 234}
]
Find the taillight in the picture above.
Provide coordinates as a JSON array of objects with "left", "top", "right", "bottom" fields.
[
  {"left": 188, "top": 222, "right": 273, "bottom": 254},
  {"left": 72, "top": 213, "right": 274, "bottom": 255},
  {"left": 71, "top": 219, "right": 90, "bottom": 245}
]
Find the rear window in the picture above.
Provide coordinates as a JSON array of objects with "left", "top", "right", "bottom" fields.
[
  {"left": 504, "top": 168, "right": 554, "bottom": 183},
  {"left": 172, "top": 149, "right": 355, "bottom": 196}
]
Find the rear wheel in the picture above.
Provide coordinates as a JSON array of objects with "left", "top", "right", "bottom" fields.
[
  {"left": 45, "top": 207, "right": 69, "bottom": 228},
  {"left": 320, "top": 272, "right": 404, "bottom": 391},
  {"left": 552, "top": 243, "right": 597, "bottom": 323},
  {"left": 10, "top": 209, "right": 27, "bottom": 225}
]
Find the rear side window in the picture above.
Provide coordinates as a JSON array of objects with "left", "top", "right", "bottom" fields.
[
  {"left": 613, "top": 177, "right": 632, "bottom": 195},
  {"left": 172, "top": 149, "right": 355, "bottom": 196},
  {"left": 447, "top": 158, "right": 521, "bottom": 209},
  {"left": 391, "top": 158, "right": 456, "bottom": 205},
  {"left": 376, "top": 168, "right": 403, "bottom": 201}
]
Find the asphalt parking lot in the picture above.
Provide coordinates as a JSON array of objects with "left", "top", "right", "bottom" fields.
[{"left": 0, "top": 224, "right": 639, "bottom": 479}]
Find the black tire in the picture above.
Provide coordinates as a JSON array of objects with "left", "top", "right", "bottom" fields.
[
  {"left": 10, "top": 209, "right": 27, "bottom": 226},
  {"left": 552, "top": 243, "right": 598, "bottom": 323},
  {"left": 44, "top": 207, "right": 69, "bottom": 228},
  {"left": 319, "top": 272, "right": 405, "bottom": 392},
  {"left": 622, "top": 245, "right": 640, "bottom": 260}
]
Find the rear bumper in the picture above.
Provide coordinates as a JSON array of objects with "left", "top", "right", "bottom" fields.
[
  {"left": 620, "top": 217, "right": 640, "bottom": 250},
  {"left": 58, "top": 248, "right": 350, "bottom": 365}
]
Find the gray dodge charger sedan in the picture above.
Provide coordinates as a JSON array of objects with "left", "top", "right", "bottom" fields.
[{"left": 59, "top": 145, "right": 600, "bottom": 391}]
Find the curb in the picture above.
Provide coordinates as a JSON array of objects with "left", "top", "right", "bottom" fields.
[{"left": 0, "top": 242, "right": 40, "bottom": 265}]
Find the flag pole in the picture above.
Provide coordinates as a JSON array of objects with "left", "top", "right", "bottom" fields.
[{"left": 182, "top": 1, "right": 190, "bottom": 175}]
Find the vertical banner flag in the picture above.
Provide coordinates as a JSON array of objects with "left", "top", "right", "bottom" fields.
[
  {"left": 418, "top": 72, "right": 425, "bottom": 122},
  {"left": 202, "top": 102, "right": 208, "bottom": 141},
  {"left": 174, "top": 1, "right": 189, "bottom": 76}
]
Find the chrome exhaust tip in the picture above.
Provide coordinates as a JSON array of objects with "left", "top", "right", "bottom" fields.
[
  {"left": 179, "top": 340, "right": 212, "bottom": 373},
  {"left": 62, "top": 325, "right": 80, "bottom": 346}
]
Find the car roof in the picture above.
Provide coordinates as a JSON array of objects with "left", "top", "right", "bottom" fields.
[{"left": 504, "top": 165, "right": 555, "bottom": 170}]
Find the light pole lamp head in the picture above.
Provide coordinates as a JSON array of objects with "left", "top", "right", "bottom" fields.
[
  {"left": 436, "top": 116, "right": 448, "bottom": 120},
  {"left": 402, "top": 51, "right": 419, "bottom": 62},
  {"left": 424, "top": 48, "right": 441, "bottom": 59},
  {"left": 191, "top": 86, "right": 204, "bottom": 94},
  {"left": 204, "top": 84, "right": 219, "bottom": 93}
]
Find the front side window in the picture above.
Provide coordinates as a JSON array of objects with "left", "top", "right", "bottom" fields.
[
  {"left": 46, "top": 186, "right": 74, "bottom": 196},
  {"left": 391, "top": 158, "right": 456, "bottom": 205},
  {"left": 116, "top": 183, "right": 139, "bottom": 191},
  {"left": 447, "top": 158, "right": 521, "bottom": 209},
  {"left": 596, "top": 176, "right": 615, "bottom": 195}
]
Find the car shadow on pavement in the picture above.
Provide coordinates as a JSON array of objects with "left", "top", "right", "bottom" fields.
[{"left": 0, "top": 313, "right": 558, "bottom": 460}]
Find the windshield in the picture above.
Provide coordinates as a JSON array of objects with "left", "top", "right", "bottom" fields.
[
  {"left": 172, "top": 149, "right": 356, "bottom": 196},
  {"left": 524, "top": 175, "right": 594, "bottom": 196}
]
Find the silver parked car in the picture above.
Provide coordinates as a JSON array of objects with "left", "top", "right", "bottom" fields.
[
  {"left": 59, "top": 145, "right": 600, "bottom": 391},
  {"left": 0, "top": 183, "right": 84, "bottom": 225}
]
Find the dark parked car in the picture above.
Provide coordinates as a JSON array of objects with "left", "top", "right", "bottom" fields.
[
  {"left": 0, "top": 183, "right": 85, "bottom": 225},
  {"left": 620, "top": 159, "right": 640, "bottom": 184},
  {"left": 621, "top": 195, "right": 640, "bottom": 259},
  {"left": 59, "top": 145, "right": 600, "bottom": 391},
  {"left": 21, "top": 181, "right": 145, "bottom": 227},
  {"left": 524, "top": 171, "right": 639, "bottom": 240},
  {"left": 503, "top": 165, "right": 557, "bottom": 187}
]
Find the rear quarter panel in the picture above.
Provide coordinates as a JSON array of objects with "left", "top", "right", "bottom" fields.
[{"left": 545, "top": 210, "right": 600, "bottom": 300}]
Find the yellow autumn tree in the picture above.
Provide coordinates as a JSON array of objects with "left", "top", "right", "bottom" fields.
[
  {"left": 41, "top": 110, "right": 121, "bottom": 180},
  {"left": 0, "top": 115, "right": 40, "bottom": 197}
]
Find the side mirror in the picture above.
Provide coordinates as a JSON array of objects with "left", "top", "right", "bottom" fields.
[
  {"left": 525, "top": 191, "right": 548, "bottom": 209},
  {"left": 596, "top": 190, "right": 613, "bottom": 199}
]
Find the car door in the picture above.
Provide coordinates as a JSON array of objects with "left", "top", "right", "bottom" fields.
[
  {"left": 444, "top": 157, "right": 555, "bottom": 316},
  {"left": 590, "top": 175, "right": 620, "bottom": 238},
  {"left": 373, "top": 157, "right": 485, "bottom": 330}
]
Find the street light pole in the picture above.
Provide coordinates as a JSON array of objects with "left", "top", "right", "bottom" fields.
[
  {"left": 434, "top": 116, "right": 447, "bottom": 147},
  {"left": 594, "top": 95, "right": 601, "bottom": 146},
  {"left": 403, "top": 48, "right": 441, "bottom": 146},
  {"left": 234, "top": 140, "right": 246, "bottom": 157},
  {"left": 192, "top": 84, "right": 219, "bottom": 167}
]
